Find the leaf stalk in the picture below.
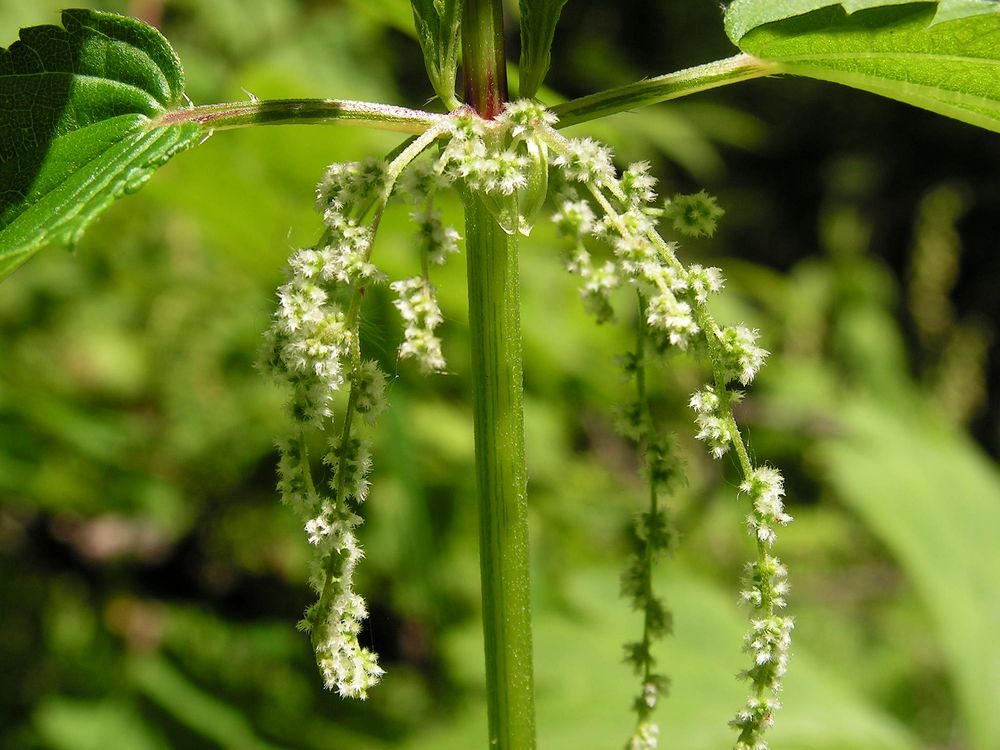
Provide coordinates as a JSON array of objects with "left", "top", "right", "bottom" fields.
[
  {"left": 149, "top": 98, "right": 441, "bottom": 134},
  {"left": 551, "top": 54, "right": 779, "bottom": 128}
]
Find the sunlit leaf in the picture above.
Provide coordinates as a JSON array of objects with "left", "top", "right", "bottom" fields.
[
  {"left": 724, "top": 0, "right": 1000, "bottom": 41},
  {"left": 0, "top": 9, "right": 201, "bottom": 281},
  {"left": 724, "top": 0, "right": 1000, "bottom": 133}
]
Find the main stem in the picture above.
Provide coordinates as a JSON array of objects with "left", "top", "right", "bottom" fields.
[
  {"left": 465, "top": 199, "right": 536, "bottom": 749},
  {"left": 462, "top": 0, "right": 509, "bottom": 120},
  {"left": 462, "top": 2, "right": 537, "bottom": 748}
]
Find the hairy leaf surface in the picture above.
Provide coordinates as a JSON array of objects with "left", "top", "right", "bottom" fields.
[
  {"left": 519, "top": 0, "right": 569, "bottom": 98},
  {"left": 409, "top": 0, "right": 462, "bottom": 107},
  {"left": 0, "top": 9, "right": 200, "bottom": 281},
  {"left": 724, "top": 0, "right": 1000, "bottom": 133}
]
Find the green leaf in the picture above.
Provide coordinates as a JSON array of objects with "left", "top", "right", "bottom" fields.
[
  {"left": 518, "top": 0, "right": 569, "bottom": 99},
  {"left": 820, "top": 400, "right": 1000, "bottom": 750},
  {"left": 0, "top": 9, "right": 201, "bottom": 281},
  {"left": 409, "top": 0, "right": 463, "bottom": 109},
  {"left": 724, "top": 0, "right": 1000, "bottom": 133}
]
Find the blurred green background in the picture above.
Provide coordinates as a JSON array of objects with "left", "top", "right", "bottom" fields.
[{"left": 3, "top": 1, "right": 1000, "bottom": 748}]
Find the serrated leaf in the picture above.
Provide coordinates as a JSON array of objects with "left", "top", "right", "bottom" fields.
[
  {"left": 519, "top": 0, "right": 569, "bottom": 99},
  {"left": 724, "top": 0, "right": 1000, "bottom": 134},
  {"left": 0, "top": 9, "right": 201, "bottom": 281},
  {"left": 409, "top": 0, "right": 462, "bottom": 107}
]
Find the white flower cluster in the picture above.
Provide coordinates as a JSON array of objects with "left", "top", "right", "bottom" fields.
[
  {"left": 730, "top": 615, "right": 794, "bottom": 750},
  {"left": 432, "top": 102, "right": 556, "bottom": 234},
  {"left": 276, "top": 423, "right": 384, "bottom": 699},
  {"left": 628, "top": 720, "right": 659, "bottom": 750},
  {"left": 718, "top": 325, "right": 768, "bottom": 387},
  {"left": 265, "top": 156, "right": 399, "bottom": 699},
  {"left": 316, "top": 158, "right": 387, "bottom": 213},
  {"left": 437, "top": 110, "right": 518, "bottom": 194},
  {"left": 742, "top": 466, "right": 793, "bottom": 548},
  {"left": 540, "top": 120, "right": 792, "bottom": 749},
  {"left": 553, "top": 199, "right": 619, "bottom": 322},
  {"left": 546, "top": 153, "right": 733, "bottom": 359},
  {"left": 265, "top": 158, "right": 389, "bottom": 426},
  {"left": 551, "top": 136, "right": 616, "bottom": 184},
  {"left": 412, "top": 206, "right": 461, "bottom": 266},
  {"left": 391, "top": 276, "right": 446, "bottom": 372},
  {"left": 728, "top": 468, "right": 793, "bottom": 748},
  {"left": 690, "top": 369, "right": 791, "bottom": 750},
  {"left": 689, "top": 385, "right": 732, "bottom": 459},
  {"left": 687, "top": 328, "right": 766, "bottom": 460}
]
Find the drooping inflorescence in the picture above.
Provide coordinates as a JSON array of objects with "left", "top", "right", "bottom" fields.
[
  {"left": 263, "top": 100, "right": 791, "bottom": 747},
  {"left": 263, "top": 120, "right": 463, "bottom": 697},
  {"left": 264, "top": 156, "right": 391, "bottom": 699},
  {"left": 541, "top": 113, "right": 792, "bottom": 750},
  {"left": 262, "top": 103, "right": 559, "bottom": 699}
]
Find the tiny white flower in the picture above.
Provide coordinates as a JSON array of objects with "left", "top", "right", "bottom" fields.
[
  {"left": 689, "top": 387, "right": 720, "bottom": 414},
  {"left": 553, "top": 137, "right": 616, "bottom": 184}
]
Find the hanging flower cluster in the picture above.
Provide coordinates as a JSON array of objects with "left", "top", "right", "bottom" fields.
[
  {"left": 264, "top": 120, "right": 462, "bottom": 698},
  {"left": 264, "top": 157, "right": 390, "bottom": 699},
  {"left": 391, "top": 276, "right": 447, "bottom": 372},
  {"left": 262, "top": 104, "right": 564, "bottom": 697},
  {"left": 262, "top": 102, "right": 792, "bottom": 746},
  {"left": 730, "top": 468, "right": 794, "bottom": 750},
  {"left": 540, "top": 114, "right": 792, "bottom": 750}
]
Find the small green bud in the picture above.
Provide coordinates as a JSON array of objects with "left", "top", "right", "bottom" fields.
[{"left": 663, "top": 190, "right": 725, "bottom": 238}]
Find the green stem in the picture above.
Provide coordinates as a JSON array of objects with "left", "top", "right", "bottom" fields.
[
  {"left": 462, "top": 0, "right": 509, "bottom": 119},
  {"left": 150, "top": 98, "right": 440, "bottom": 134},
  {"left": 464, "top": 195, "right": 536, "bottom": 750},
  {"left": 462, "top": 3, "right": 535, "bottom": 745},
  {"left": 551, "top": 54, "right": 779, "bottom": 128}
]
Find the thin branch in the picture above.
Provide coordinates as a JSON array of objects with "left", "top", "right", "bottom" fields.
[
  {"left": 551, "top": 54, "right": 780, "bottom": 128},
  {"left": 150, "top": 98, "right": 442, "bottom": 134}
]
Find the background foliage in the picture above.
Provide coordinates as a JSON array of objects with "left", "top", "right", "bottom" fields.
[{"left": 2, "top": 1, "right": 1000, "bottom": 748}]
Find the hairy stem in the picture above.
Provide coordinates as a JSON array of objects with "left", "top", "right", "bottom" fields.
[
  {"left": 462, "top": 0, "right": 509, "bottom": 119},
  {"left": 551, "top": 54, "right": 779, "bottom": 128},
  {"left": 464, "top": 194, "right": 536, "bottom": 750},
  {"left": 150, "top": 98, "right": 440, "bottom": 134},
  {"left": 462, "top": 3, "right": 536, "bottom": 748}
]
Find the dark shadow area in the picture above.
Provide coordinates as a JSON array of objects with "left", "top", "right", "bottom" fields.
[{"left": 0, "top": 22, "right": 76, "bottom": 229}]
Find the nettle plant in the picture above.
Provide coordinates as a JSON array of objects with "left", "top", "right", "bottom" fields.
[{"left": 2, "top": 1, "right": 999, "bottom": 748}]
